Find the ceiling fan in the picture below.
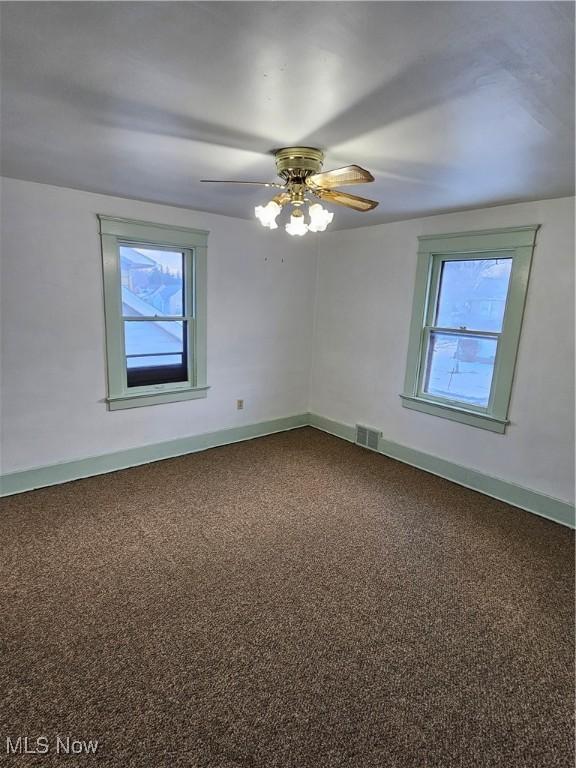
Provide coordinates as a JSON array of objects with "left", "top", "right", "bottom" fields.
[{"left": 201, "top": 146, "right": 378, "bottom": 236}]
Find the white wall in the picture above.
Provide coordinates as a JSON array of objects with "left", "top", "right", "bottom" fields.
[
  {"left": 309, "top": 197, "right": 575, "bottom": 504},
  {"left": 0, "top": 178, "right": 317, "bottom": 474},
  {"left": 2, "top": 180, "right": 574, "bottom": 506}
]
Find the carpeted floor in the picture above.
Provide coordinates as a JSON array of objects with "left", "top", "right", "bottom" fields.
[{"left": 0, "top": 427, "right": 573, "bottom": 767}]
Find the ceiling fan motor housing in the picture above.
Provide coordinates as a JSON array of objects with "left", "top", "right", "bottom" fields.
[{"left": 274, "top": 147, "right": 325, "bottom": 183}]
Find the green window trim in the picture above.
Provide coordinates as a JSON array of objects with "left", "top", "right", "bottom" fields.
[
  {"left": 98, "top": 216, "right": 209, "bottom": 410},
  {"left": 401, "top": 225, "right": 539, "bottom": 433}
]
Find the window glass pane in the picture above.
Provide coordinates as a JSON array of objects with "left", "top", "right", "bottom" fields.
[
  {"left": 120, "top": 246, "right": 184, "bottom": 317},
  {"left": 124, "top": 320, "right": 187, "bottom": 387},
  {"left": 423, "top": 332, "right": 497, "bottom": 407},
  {"left": 127, "top": 354, "right": 183, "bottom": 369},
  {"left": 435, "top": 258, "right": 512, "bottom": 332}
]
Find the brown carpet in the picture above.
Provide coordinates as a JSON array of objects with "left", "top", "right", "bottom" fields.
[{"left": 0, "top": 427, "right": 573, "bottom": 767}]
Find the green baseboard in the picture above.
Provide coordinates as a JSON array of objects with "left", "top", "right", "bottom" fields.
[
  {"left": 0, "top": 414, "right": 309, "bottom": 497},
  {"left": 2, "top": 411, "right": 573, "bottom": 529},
  {"left": 308, "top": 413, "right": 357, "bottom": 442},
  {"left": 308, "top": 413, "right": 575, "bottom": 529}
]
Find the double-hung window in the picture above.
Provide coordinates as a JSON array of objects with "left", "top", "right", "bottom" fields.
[
  {"left": 401, "top": 226, "right": 538, "bottom": 433},
  {"left": 99, "top": 216, "right": 208, "bottom": 410}
]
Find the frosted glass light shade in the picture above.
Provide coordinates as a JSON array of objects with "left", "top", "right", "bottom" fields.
[
  {"left": 285, "top": 210, "right": 308, "bottom": 236},
  {"left": 255, "top": 200, "right": 281, "bottom": 229},
  {"left": 308, "top": 203, "right": 334, "bottom": 232}
]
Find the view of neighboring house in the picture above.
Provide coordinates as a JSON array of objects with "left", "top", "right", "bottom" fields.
[{"left": 120, "top": 246, "right": 185, "bottom": 369}]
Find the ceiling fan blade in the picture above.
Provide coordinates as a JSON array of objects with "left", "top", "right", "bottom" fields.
[
  {"left": 200, "top": 179, "right": 284, "bottom": 188},
  {"left": 313, "top": 188, "right": 379, "bottom": 212},
  {"left": 306, "top": 165, "right": 374, "bottom": 189}
]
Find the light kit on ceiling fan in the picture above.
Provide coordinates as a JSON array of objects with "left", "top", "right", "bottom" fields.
[{"left": 201, "top": 147, "right": 378, "bottom": 236}]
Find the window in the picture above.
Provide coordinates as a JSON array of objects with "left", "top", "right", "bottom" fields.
[
  {"left": 401, "top": 226, "right": 539, "bottom": 433},
  {"left": 99, "top": 216, "right": 208, "bottom": 409}
]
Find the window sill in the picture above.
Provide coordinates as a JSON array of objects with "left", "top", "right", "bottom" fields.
[
  {"left": 107, "top": 386, "right": 210, "bottom": 411},
  {"left": 399, "top": 394, "right": 508, "bottom": 433}
]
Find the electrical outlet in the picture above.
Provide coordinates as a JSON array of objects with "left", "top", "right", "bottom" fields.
[{"left": 236, "top": 399, "right": 244, "bottom": 410}]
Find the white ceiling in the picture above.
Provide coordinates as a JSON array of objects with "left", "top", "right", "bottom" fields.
[{"left": 1, "top": 2, "right": 573, "bottom": 229}]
